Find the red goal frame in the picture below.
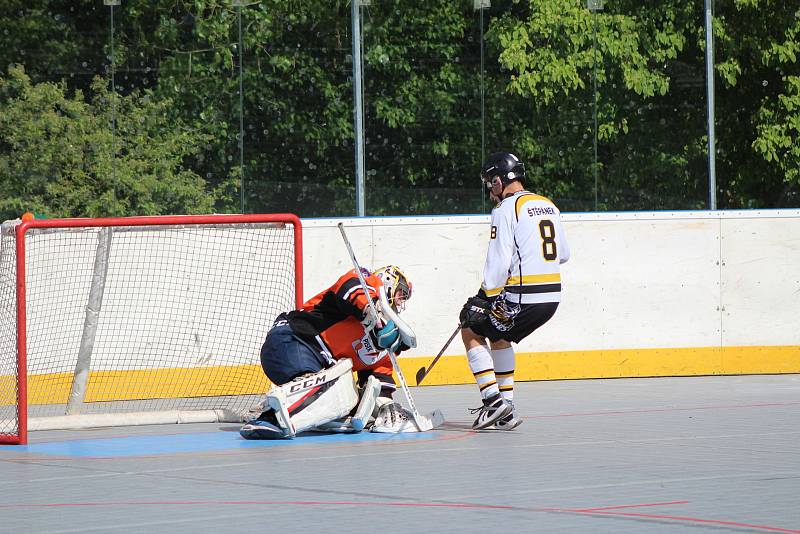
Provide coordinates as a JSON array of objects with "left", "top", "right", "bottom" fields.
[{"left": 1, "top": 213, "right": 303, "bottom": 445}]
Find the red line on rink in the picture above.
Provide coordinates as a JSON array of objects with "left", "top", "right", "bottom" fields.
[
  {"left": 0, "top": 500, "right": 514, "bottom": 511},
  {"left": 570, "top": 509, "right": 800, "bottom": 534},
  {"left": 572, "top": 500, "right": 690, "bottom": 512},
  {"left": 3, "top": 498, "right": 798, "bottom": 532},
  {"left": 535, "top": 500, "right": 800, "bottom": 533}
]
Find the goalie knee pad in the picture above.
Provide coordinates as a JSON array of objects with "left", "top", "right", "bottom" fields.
[{"left": 266, "top": 358, "right": 359, "bottom": 437}]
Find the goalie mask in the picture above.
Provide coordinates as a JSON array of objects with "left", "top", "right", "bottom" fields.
[
  {"left": 373, "top": 265, "right": 412, "bottom": 313},
  {"left": 480, "top": 152, "right": 526, "bottom": 192}
]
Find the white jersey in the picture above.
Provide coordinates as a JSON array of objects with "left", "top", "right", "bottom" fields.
[{"left": 481, "top": 190, "right": 570, "bottom": 304}]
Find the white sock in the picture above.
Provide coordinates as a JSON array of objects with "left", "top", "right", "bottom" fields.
[
  {"left": 467, "top": 345, "right": 499, "bottom": 400},
  {"left": 491, "top": 347, "right": 515, "bottom": 403}
]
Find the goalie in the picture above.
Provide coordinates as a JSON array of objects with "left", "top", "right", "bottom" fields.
[{"left": 240, "top": 265, "right": 421, "bottom": 439}]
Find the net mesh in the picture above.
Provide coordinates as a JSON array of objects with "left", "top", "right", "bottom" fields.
[{"left": 0, "top": 217, "right": 299, "bottom": 439}]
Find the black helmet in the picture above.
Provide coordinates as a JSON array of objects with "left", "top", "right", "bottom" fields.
[{"left": 480, "top": 152, "right": 525, "bottom": 189}]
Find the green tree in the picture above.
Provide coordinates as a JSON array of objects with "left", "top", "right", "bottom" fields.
[
  {"left": 2, "top": 2, "right": 798, "bottom": 216},
  {"left": 0, "top": 1, "right": 110, "bottom": 90},
  {"left": 485, "top": 0, "right": 709, "bottom": 211},
  {"left": 357, "top": 1, "right": 486, "bottom": 214},
  {"left": 111, "top": 0, "right": 357, "bottom": 215},
  {"left": 486, "top": 0, "right": 800, "bottom": 210},
  {"left": 75, "top": 1, "right": 501, "bottom": 215},
  {"left": 0, "top": 65, "right": 216, "bottom": 219},
  {"left": 718, "top": 0, "right": 800, "bottom": 207}
]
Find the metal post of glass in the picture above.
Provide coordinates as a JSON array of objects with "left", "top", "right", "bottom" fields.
[
  {"left": 705, "top": 0, "right": 717, "bottom": 210},
  {"left": 104, "top": 0, "right": 121, "bottom": 206},
  {"left": 475, "top": 1, "right": 490, "bottom": 213},
  {"left": 233, "top": 0, "right": 247, "bottom": 213},
  {"left": 587, "top": 0, "right": 603, "bottom": 212},
  {"left": 352, "top": 0, "right": 367, "bottom": 216}
]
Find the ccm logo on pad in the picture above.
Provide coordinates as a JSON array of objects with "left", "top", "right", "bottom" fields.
[{"left": 289, "top": 374, "right": 328, "bottom": 393}]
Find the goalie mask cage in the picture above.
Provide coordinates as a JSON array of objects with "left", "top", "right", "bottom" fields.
[{"left": 0, "top": 214, "right": 302, "bottom": 445}]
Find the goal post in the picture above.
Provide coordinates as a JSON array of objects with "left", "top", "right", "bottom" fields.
[{"left": 0, "top": 214, "right": 303, "bottom": 445}]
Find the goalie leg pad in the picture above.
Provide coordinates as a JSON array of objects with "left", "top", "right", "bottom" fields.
[
  {"left": 312, "top": 418, "right": 359, "bottom": 433},
  {"left": 351, "top": 375, "right": 380, "bottom": 431},
  {"left": 266, "top": 358, "right": 359, "bottom": 436},
  {"left": 309, "top": 375, "right": 379, "bottom": 434}
]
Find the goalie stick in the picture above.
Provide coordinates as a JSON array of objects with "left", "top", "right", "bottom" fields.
[
  {"left": 336, "top": 222, "right": 443, "bottom": 432},
  {"left": 415, "top": 323, "right": 462, "bottom": 386}
]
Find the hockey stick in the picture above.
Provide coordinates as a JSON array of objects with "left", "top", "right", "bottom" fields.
[
  {"left": 337, "top": 222, "right": 443, "bottom": 432},
  {"left": 415, "top": 323, "right": 462, "bottom": 386}
]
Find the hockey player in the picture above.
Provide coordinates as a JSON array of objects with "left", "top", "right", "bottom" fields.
[
  {"left": 240, "top": 265, "right": 415, "bottom": 439},
  {"left": 459, "top": 152, "right": 570, "bottom": 430}
]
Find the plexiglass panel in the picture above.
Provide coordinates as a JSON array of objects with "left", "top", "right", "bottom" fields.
[{"left": 2, "top": 2, "right": 796, "bottom": 218}]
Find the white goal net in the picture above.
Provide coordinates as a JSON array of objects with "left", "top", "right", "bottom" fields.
[{"left": 0, "top": 214, "right": 301, "bottom": 444}]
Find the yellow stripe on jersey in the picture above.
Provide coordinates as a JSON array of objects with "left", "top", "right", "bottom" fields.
[
  {"left": 515, "top": 193, "right": 554, "bottom": 220},
  {"left": 474, "top": 369, "right": 496, "bottom": 379},
  {"left": 483, "top": 274, "right": 560, "bottom": 295},
  {"left": 483, "top": 286, "right": 503, "bottom": 297},
  {"left": 506, "top": 273, "right": 561, "bottom": 285}
]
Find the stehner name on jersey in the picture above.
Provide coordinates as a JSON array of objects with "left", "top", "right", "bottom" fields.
[{"left": 527, "top": 206, "right": 555, "bottom": 216}]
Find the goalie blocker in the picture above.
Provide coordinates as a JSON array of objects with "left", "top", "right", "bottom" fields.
[{"left": 240, "top": 359, "right": 441, "bottom": 439}]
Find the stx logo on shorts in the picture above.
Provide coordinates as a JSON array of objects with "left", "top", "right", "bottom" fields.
[{"left": 288, "top": 373, "right": 329, "bottom": 393}]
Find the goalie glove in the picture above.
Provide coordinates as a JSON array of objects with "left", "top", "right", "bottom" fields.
[{"left": 375, "top": 320, "right": 401, "bottom": 353}]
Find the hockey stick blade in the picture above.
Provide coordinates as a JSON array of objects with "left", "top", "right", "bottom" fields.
[
  {"left": 415, "top": 323, "right": 462, "bottom": 386},
  {"left": 410, "top": 408, "right": 445, "bottom": 432},
  {"left": 414, "top": 366, "right": 428, "bottom": 386}
]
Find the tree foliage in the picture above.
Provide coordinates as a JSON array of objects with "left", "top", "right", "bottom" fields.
[
  {"left": 0, "top": 65, "right": 215, "bottom": 219},
  {"left": 0, "top": 1, "right": 798, "bottom": 218}
]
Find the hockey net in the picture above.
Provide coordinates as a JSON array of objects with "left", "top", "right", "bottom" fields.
[{"left": 0, "top": 214, "right": 302, "bottom": 444}]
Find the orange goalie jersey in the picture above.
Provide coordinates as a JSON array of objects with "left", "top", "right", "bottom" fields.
[{"left": 283, "top": 268, "right": 396, "bottom": 393}]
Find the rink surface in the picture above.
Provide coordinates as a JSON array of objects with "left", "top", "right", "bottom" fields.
[{"left": 2, "top": 375, "right": 800, "bottom": 533}]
